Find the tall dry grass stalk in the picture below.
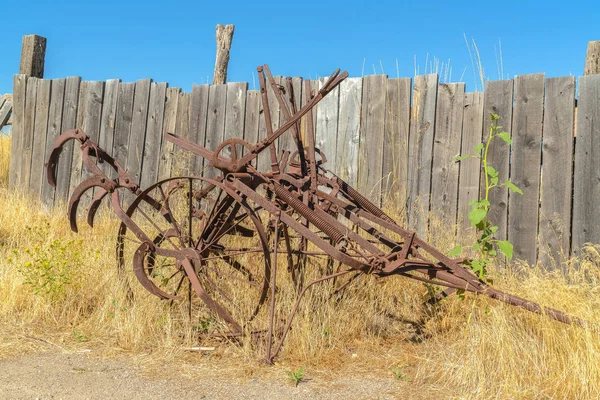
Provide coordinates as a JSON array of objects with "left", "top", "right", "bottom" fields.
[{"left": 0, "top": 137, "right": 599, "bottom": 398}]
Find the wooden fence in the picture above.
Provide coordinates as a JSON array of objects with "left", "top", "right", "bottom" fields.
[{"left": 7, "top": 71, "right": 600, "bottom": 268}]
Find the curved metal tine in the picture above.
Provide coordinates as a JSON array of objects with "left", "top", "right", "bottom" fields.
[
  {"left": 87, "top": 188, "right": 109, "bottom": 228},
  {"left": 68, "top": 175, "right": 109, "bottom": 232}
]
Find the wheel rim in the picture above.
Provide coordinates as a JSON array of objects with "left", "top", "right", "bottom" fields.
[{"left": 116, "top": 176, "right": 271, "bottom": 335}]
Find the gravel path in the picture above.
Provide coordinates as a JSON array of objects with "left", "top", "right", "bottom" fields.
[{"left": 0, "top": 351, "right": 430, "bottom": 399}]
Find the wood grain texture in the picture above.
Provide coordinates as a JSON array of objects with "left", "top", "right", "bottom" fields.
[
  {"left": 8, "top": 75, "right": 26, "bottom": 189},
  {"left": 430, "top": 83, "right": 465, "bottom": 243},
  {"left": 70, "top": 81, "right": 105, "bottom": 205},
  {"left": 204, "top": 84, "right": 227, "bottom": 178},
  {"left": 19, "top": 35, "right": 46, "bottom": 78},
  {"left": 41, "top": 78, "right": 66, "bottom": 206},
  {"left": 190, "top": 84, "right": 210, "bottom": 174},
  {"left": 572, "top": 74, "right": 600, "bottom": 253},
  {"left": 457, "top": 92, "right": 484, "bottom": 235},
  {"left": 315, "top": 77, "right": 340, "bottom": 174},
  {"left": 507, "top": 73, "right": 545, "bottom": 266},
  {"left": 335, "top": 78, "right": 362, "bottom": 187},
  {"left": 140, "top": 82, "right": 167, "bottom": 189},
  {"left": 382, "top": 78, "right": 411, "bottom": 212},
  {"left": 277, "top": 76, "right": 302, "bottom": 155},
  {"left": 0, "top": 99, "right": 11, "bottom": 128},
  {"left": 538, "top": 76, "right": 575, "bottom": 268},
  {"left": 242, "top": 90, "right": 261, "bottom": 158},
  {"left": 20, "top": 77, "right": 39, "bottom": 188},
  {"left": 29, "top": 79, "right": 51, "bottom": 195},
  {"left": 357, "top": 74, "right": 387, "bottom": 206},
  {"left": 98, "top": 79, "right": 120, "bottom": 178},
  {"left": 407, "top": 74, "right": 438, "bottom": 237},
  {"left": 172, "top": 92, "right": 191, "bottom": 176},
  {"left": 257, "top": 76, "right": 281, "bottom": 172},
  {"left": 223, "top": 82, "right": 248, "bottom": 162},
  {"left": 54, "top": 76, "right": 81, "bottom": 205},
  {"left": 157, "top": 87, "right": 180, "bottom": 181},
  {"left": 481, "top": 79, "right": 513, "bottom": 241},
  {"left": 584, "top": 41, "right": 600, "bottom": 75},
  {"left": 126, "top": 79, "right": 152, "bottom": 186},
  {"left": 112, "top": 82, "right": 135, "bottom": 168}
]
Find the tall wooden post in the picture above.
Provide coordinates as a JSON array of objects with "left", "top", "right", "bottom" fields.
[
  {"left": 213, "top": 24, "right": 235, "bottom": 85},
  {"left": 584, "top": 40, "right": 600, "bottom": 75},
  {"left": 20, "top": 34, "right": 47, "bottom": 78}
]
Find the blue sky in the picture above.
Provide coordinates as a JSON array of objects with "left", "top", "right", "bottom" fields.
[{"left": 1, "top": 0, "right": 599, "bottom": 95}]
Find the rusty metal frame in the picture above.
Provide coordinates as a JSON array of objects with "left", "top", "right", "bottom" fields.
[{"left": 46, "top": 64, "right": 582, "bottom": 363}]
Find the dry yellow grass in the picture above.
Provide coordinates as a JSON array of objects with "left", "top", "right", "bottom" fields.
[{"left": 0, "top": 135, "right": 599, "bottom": 399}]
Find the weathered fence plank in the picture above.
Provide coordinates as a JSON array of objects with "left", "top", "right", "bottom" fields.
[
  {"left": 572, "top": 74, "right": 600, "bottom": 253},
  {"left": 335, "top": 78, "right": 362, "bottom": 187},
  {"left": 29, "top": 79, "right": 51, "bottom": 195},
  {"left": 157, "top": 87, "right": 180, "bottom": 181},
  {"left": 204, "top": 84, "right": 227, "bottom": 178},
  {"left": 382, "top": 77, "right": 411, "bottom": 213},
  {"left": 538, "top": 76, "right": 575, "bottom": 268},
  {"left": 0, "top": 98, "right": 12, "bottom": 128},
  {"left": 20, "top": 77, "right": 38, "bottom": 189},
  {"left": 190, "top": 84, "right": 210, "bottom": 174},
  {"left": 113, "top": 82, "right": 135, "bottom": 168},
  {"left": 223, "top": 82, "right": 248, "bottom": 156},
  {"left": 8, "top": 75, "right": 26, "bottom": 189},
  {"left": 508, "top": 73, "right": 545, "bottom": 266},
  {"left": 71, "top": 81, "right": 105, "bottom": 206},
  {"left": 407, "top": 73, "right": 438, "bottom": 237},
  {"left": 481, "top": 79, "right": 513, "bottom": 241},
  {"left": 140, "top": 82, "right": 167, "bottom": 189},
  {"left": 172, "top": 91, "right": 191, "bottom": 176},
  {"left": 98, "top": 79, "right": 121, "bottom": 178},
  {"left": 242, "top": 90, "right": 260, "bottom": 157},
  {"left": 278, "top": 76, "right": 302, "bottom": 154},
  {"left": 358, "top": 74, "right": 387, "bottom": 206},
  {"left": 126, "top": 79, "right": 152, "bottom": 187},
  {"left": 316, "top": 77, "right": 340, "bottom": 174},
  {"left": 41, "top": 78, "right": 66, "bottom": 206},
  {"left": 457, "top": 92, "right": 484, "bottom": 235},
  {"left": 257, "top": 76, "right": 282, "bottom": 172},
  {"left": 54, "top": 76, "right": 81, "bottom": 205},
  {"left": 430, "top": 83, "right": 465, "bottom": 243}
]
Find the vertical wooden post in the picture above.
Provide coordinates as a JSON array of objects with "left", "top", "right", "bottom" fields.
[
  {"left": 584, "top": 41, "right": 600, "bottom": 75},
  {"left": 20, "top": 34, "right": 47, "bottom": 78},
  {"left": 213, "top": 24, "right": 235, "bottom": 85}
]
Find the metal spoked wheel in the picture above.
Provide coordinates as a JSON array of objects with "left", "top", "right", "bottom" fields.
[{"left": 116, "top": 176, "right": 271, "bottom": 336}]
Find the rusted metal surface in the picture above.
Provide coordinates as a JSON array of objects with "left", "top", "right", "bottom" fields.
[{"left": 46, "top": 64, "right": 581, "bottom": 363}]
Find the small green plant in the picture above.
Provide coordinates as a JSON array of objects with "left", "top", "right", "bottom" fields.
[
  {"left": 392, "top": 365, "right": 411, "bottom": 382},
  {"left": 73, "top": 330, "right": 89, "bottom": 342},
  {"left": 287, "top": 366, "right": 305, "bottom": 387},
  {"left": 451, "top": 113, "right": 523, "bottom": 280},
  {"left": 9, "top": 222, "right": 84, "bottom": 297}
]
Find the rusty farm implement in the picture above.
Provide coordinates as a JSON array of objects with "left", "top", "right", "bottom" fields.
[{"left": 46, "top": 65, "right": 579, "bottom": 362}]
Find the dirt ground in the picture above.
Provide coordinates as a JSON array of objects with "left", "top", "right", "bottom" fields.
[{"left": 0, "top": 350, "right": 441, "bottom": 400}]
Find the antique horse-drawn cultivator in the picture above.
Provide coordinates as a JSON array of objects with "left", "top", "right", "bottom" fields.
[{"left": 47, "top": 65, "right": 578, "bottom": 362}]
